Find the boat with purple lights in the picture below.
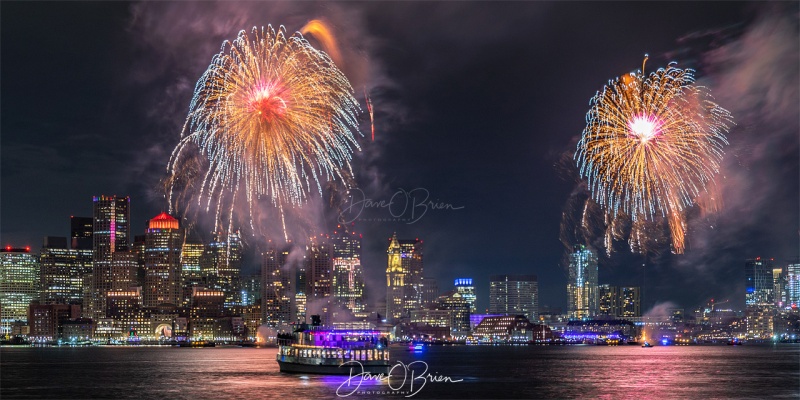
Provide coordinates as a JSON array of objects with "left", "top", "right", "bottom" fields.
[{"left": 276, "top": 316, "right": 390, "bottom": 375}]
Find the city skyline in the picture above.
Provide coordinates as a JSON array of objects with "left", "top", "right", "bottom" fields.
[{"left": 2, "top": 2, "right": 799, "bottom": 314}]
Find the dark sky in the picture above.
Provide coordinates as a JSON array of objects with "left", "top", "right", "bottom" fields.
[{"left": 2, "top": 2, "right": 798, "bottom": 313}]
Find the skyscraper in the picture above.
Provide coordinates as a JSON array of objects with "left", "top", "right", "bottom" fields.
[
  {"left": 39, "top": 237, "right": 92, "bottom": 305},
  {"left": 773, "top": 267, "right": 786, "bottom": 308},
  {"left": 399, "top": 238, "right": 424, "bottom": 314},
  {"left": 745, "top": 257, "right": 775, "bottom": 339},
  {"left": 455, "top": 278, "right": 477, "bottom": 314},
  {"left": 421, "top": 277, "right": 439, "bottom": 308},
  {"left": 201, "top": 231, "right": 242, "bottom": 307},
  {"left": 386, "top": 234, "right": 406, "bottom": 322},
  {"left": 331, "top": 225, "right": 365, "bottom": 315},
  {"left": 598, "top": 284, "right": 618, "bottom": 317},
  {"left": 143, "top": 213, "right": 183, "bottom": 307},
  {"left": 70, "top": 216, "right": 93, "bottom": 251},
  {"left": 489, "top": 275, "right": 538, "bottom": 320},
  {"left": 619, "top": 287, "right": 641, "bottom": 318},
  {"left": 787, "top": 262, "right": 800, "bottom": 308},
  {"left": 261, "top": 241, "right": 294, "bottom": 327},
  {"left": 567, "top": 244, "right": 598, "bottom": 319},
  {"left": 1, "top": 247, "right": 39, "bottom": 336},
  {"left": 90, "top": 195, "right": 130, "bottom": 320}
]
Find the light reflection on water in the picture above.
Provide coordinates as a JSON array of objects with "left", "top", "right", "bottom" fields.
[{"left": 1, "top": 344, "right": 798, "bottom": 399}]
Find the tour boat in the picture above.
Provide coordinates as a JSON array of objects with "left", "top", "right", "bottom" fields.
[{"left": 276, "top": 320, "right": 390, "bottom": 375}]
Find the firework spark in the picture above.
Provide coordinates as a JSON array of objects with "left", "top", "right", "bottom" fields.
[
  {"left": 167, "top": 25, "right": 361, "bottom": 236},
  {"left": 575, "top": 56, "right": 732, "bottom": 254}
]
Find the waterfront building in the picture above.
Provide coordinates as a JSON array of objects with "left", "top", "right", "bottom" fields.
[
  {"left": 745, "top": 257, "right": 775, "bottom": 339},
  {"left": 567, "top": 244, "right": 598, "bottom": 319},
  {"left": 190, "top": 287, "right": 225, "bottom": 339},
  {"left": 1, "top": 247, "right": 39, "bottom": 336},
  {"left": 106, "top": 288, "right": 143, "bottom": 337},
  {"left": 143, "top": 213, "right": 183, "bottom": 307},
  {"left": 409, "top": 309, "right": 452, "bottom": 329},
  {"left": 28, "top": 303, "right": 81, "bottom": 342},
  {"left": 473, "top": 315, "right": 550, "bottom": 342},
  {"left": 489, "top": 274, "right": 538, "bottom": 320},
  {"left": 437, "top": 290, "right": 471, "bottom": 335},
  {"left": 89, "top": 195, "right": 130, "bottom": 320}
]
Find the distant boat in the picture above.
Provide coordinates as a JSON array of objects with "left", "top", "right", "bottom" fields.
[
  {"left": 727, "top": 338, "right": 743, "bottom": 346},
  {"left": 642, "top": 342, "right": 654, "bottom": 348}
]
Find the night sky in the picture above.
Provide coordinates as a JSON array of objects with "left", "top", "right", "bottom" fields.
[{"left": 2, "top": 2, "right": 798, "bottom": 313}]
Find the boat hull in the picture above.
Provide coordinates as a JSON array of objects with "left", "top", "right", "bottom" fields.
[{"left": 277, "top": 358, "right": 390, "bottom": 375}]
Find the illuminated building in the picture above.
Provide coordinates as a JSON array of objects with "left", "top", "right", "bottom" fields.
[
  {"left": 61, "top": 318, "right": 94, "bottom": 341},
  {"left": 28, "top": 303, "right": 80, "bottom": 342},
  {"left": 598, "top": 284, "right": 618, "bottom": 316},
  {"left": 240, "top": 274, "right": 261, "bottom": 307},
  {"left": 180, "top": 238, "right": 205, "bottom": 306},
  {"left": 201, "top": 231, "right": 242, "bottom": 307},
  {"left": 455, "top": 279, "right": 476, "bottom": 314},
  {"left": 70, "top": 216, "right": 93, "bottom": 251},
  {"left": 1, "top": 247, "right": 39, "bottom": 336},
  {"left": 307, "top": 236, "right": 333, "bottom": 299},
  {"left": 190, "top": 287, "right": 225, "bottom": 339},
  {"left": 473, "top": 315, "right": 549, "bottom": 342},
  {"left": 143, "top": 213, "right": 183, "bottom": 307},
  {"left": 567, "top": 244, "right": 598, "bottom": 319},
  {"left": 489, "top": 275, "right": 538, "bottom": 320},
  {"left": 787, "top": 263, "right": 800, "bottom": 308},
  {"left": 619, "top": 287, "right": 641, "bottom": 318},
  {"left": 773, "top": 267, "right": 786, "bottom": 308},
  {"left": 409, "top": 309, "right": 451, "bottom": 329},
  {"left": 437, "top": 290, "right": 471, "bottom": 335},
  {"left": 399, "top": 237, "right": 424, "bottom": 314},
  {"left": 598, "top": 285, "right": 641, "bottom": 319},
  {"left": 331, "top": 225, "right": 365, "bottom": 314},
  {"left": 745, "top": 257, "right": 775, "bottom": 339},
  {"left": 39, "top": 237, "right": 92, "bottom": 305},
  {"left": 261, "top": 241, "right": 293, "bottom": 327},
  {"left": 386, "top": 234, "right": 406, "bottom": 322},
  {"left": 111, "top": 251, "right": 138, "bottom": 290},
  {"left": 90, "top": 195, "right": 130, "bottom": 320},
  {"left": 421, "top": 277, "right": 439, "bottom": 307},
  {"left": 106, "top": 288, "right": 143, "bottom": 337},
  {"left": 181, "top": 240, "right": 204, "bottom": 279}
]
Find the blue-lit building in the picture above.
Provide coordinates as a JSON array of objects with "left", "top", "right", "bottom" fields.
[
  {"left": 745, "top": 257, "right": 775, "bottom": 339},
  {"left": 567, "top": 245, "right": 598, "bottom": 319},
  {"left": 454, "top": 278, "right": 476, "bottom": 314}
]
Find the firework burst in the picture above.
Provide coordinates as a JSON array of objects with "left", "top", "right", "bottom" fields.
[
  {"left": 575, "top": 56, "right": 732, "bottom": 254},
  {"left": 168, "top": 25, "right": 361, "bottom": 236}
]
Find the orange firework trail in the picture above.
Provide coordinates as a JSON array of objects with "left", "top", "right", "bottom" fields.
[
  {"left": 167, "top": 25, "right": 361, "bottom": 236},
  {"left": 364, "top": 89, "right": 375, "bottom": 141},
  {"left": 575, "top": 56, "right": 733, "bottom": 254},
  {"left": 300, "top": 19, "right": 342, "bottom": 66}
]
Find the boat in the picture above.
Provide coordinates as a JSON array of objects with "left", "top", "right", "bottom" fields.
[
  {"left": 276, "top": 317, "right": 390, "bottom": 375},
  {"left": 727, "top": 338, "right": 743, "bottom": 346},
  {"left": 642, "top": 341, "right": 654, "bottom": 347}
]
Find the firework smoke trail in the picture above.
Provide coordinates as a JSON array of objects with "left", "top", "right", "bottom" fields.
[
  {"left": 167, "top": 25, "right": 361, "bottom": 238},
  {"left": 575, "top": 56, "right": 733, "bottom": 254},
  {"left": 364, "top": 89, "right": 375, "bottom": 141},
  {"left": 300, "top": 20, "right": 342, "bottom": 66}
]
